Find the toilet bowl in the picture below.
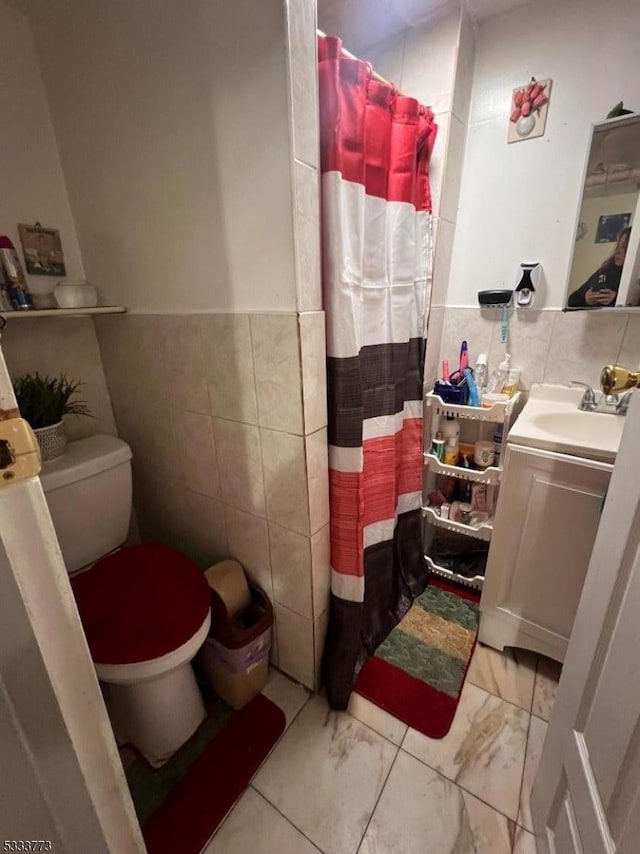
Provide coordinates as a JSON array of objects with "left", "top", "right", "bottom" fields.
[{"left": 40, "top": 435, "right": 211, "bottom": 767}]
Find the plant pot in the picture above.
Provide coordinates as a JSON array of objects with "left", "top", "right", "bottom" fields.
[{"left": 34, "top": 420, "right": 67, "bottom": 461}]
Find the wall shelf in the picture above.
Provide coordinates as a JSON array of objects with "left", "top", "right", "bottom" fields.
[
  {"left": 422, "top": 505, "right": 493, "bottom": 541},
  {"left": 0, "top": 306, "right": 126, "bottom": 319},
  {"left": 424, "top": 554, "right": 485, "bottom": 592},
  {"left": 424, "top": 452, "right": 502, "bottom": 485}
]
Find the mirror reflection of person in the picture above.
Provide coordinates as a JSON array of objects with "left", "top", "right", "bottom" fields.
[{"left": 567, "top": 227, "right": 630, "bottom": 308}]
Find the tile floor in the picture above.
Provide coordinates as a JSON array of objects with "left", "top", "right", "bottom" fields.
[{"left": 204, "top": 645, "right": 562, "bottom": 854}]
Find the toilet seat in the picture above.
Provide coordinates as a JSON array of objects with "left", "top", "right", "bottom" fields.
[{"left": 71, "top": 544, "right": 211, "bottom": 666}]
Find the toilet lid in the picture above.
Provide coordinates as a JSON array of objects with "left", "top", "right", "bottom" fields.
[{"left": 71, "top": 544, "right": 211, "bottom": 666}]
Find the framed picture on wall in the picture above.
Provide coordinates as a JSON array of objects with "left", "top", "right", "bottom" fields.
[
  {"left": 595, "top": 212, "right": 632, "bottom": 243},
  {"left": 508, "top": 78, "right": 552, "bottom": 143}
]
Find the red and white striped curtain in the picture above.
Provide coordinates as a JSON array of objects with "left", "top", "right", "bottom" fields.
[{"left": 319, "top": 36, "right": 438, "bottom": 709}]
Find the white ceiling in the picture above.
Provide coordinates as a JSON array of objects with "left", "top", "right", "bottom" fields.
[{"left": 318, "top": 0, "right": 533, "bottom": 53}]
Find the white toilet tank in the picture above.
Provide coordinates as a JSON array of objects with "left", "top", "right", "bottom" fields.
[{"left": 40, "top": 435, "right": 133, "bottom": 574}]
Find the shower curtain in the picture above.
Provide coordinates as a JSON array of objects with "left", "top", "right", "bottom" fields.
[{"left": 319, "top": 36, "right": 437, "bottom": 710}]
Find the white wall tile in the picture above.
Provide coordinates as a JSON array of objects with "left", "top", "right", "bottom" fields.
[
  {"left": 425, "top": 305, "right": 445, "bottom": 387},
  {"left": 311, "top": 523, "right": 330, "bottom": 621},
  {"left": 287, "top": 0, "right": 319, "bottom": 169},
  {"left": 432, "top": 217, "right": 456, "bottom": 307},
  {"left": 261, "top": 429, "right": 310, "bottom": 534},
  {"left": 293, "top": 160, "right": 322, "bottom": 312},
  {"left": 274, "top": 603, "right": 315, "bottom": 689},
  {"left": 429, "top": 111, "right": 450, "bottom": 220},
  {"left": 172, "top": 410, "right": 220, "bottom": 498},
  {"left": 183, "top": 490, "right": 228, "bottom": 567},
  {"left": 617, "top": 314, "right": 640, "bottom": 369},
  {"left": 299, "top": 311, "right": 327, "bottom": 435},
  {"left": 364, "top": 31, "right": 406, "bottom": 85},
  {"left": 200, "top": 315, "right": 257, "bottom": 424},
  {"left": 440, "top": 113, "right": 466, "bottom": 224},
  {"left": 251, "top": 314, "right": 303, "bottom": 434},
  {"left": 224, "top": 505, "right": 273, "bottom": 601},
  {"left": 440, "top": 306, "right": 497, "bottom": 369},
  {"left": 543, "top": 310, "right": 627, "bottom": 388},
  {"left": 313, "top": 607, "right": 329, "bottom": 692},
  {"left": 269, "top": 523, "right": 312, "bottom": 619},
  {"left": 488, "top": 310, "right": 555, "bottom": 390},
  {"left": 213, "top": 419, "right": 266, "bottom": 517},
  {"left": 6, "top": 317, "right": 117, "bottom": 441},
  {"left": 401, "top": 10, "right": 459, "bottom": 113},
  {"left": 451, "top": 5, "right": 476, "bottom": 124},
  {"left": 305, "top": 427, "right": 330, "bottom": 535}
]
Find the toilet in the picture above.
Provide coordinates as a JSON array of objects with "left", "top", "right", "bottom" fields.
[{"left": 40, "top": 434, "right": 212, "bottom": 767}]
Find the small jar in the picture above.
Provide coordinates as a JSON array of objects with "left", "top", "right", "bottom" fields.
[
  {"left": 459, "top": 502, "right": 473, "bottom": 524},
  {"left": 474, "top": 440, "right": 495, "bottom": 469}
]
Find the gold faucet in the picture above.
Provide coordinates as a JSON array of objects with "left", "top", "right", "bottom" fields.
[{"left": 600, "top": 365, "right": 640, "bottom": 395}]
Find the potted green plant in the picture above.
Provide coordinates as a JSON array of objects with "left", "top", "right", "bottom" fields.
[{"left": 13, "top": 373, "right": 92, "bottom": 461}]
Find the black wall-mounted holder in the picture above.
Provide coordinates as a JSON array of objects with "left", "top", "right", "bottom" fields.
[{"left": 478, "top": 289, "right": 513, "bottom": 308}]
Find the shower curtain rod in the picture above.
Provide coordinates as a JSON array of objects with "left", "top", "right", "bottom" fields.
[{"left": 316, "top": 29, "right": 393, "bottom": 87}]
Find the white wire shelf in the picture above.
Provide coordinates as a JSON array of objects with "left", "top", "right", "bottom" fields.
[
  {"left": 425, "top": 391, "right": 520, "bottom": 423},
  {"left": 424, "top": 554, "right": 485, "bottom": 592},
  {"left": 424, "top": 453, "right": 502, "bottom": 485},
  {"left": 422, "top": 505, "right": 493, "bottom": 541}
]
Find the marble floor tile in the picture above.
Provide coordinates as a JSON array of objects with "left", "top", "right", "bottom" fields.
[
  {"left": 360, "top": 750, "right": 514, "bottom": 854},
  {"left": 253, "top": 694, "right": 397, "bottom": 854},
  {"left": 204, "top": 787, "right": 319, "bottom": 853},
  {"left": 467, "top": 644, "right": 537, "bottom": 712},
  {"left": 261, "top": 668, "right": 310, "bottom": 729},
  {"left": 532, "top": 657, "right": 562, "bottom": 722},
  {"left": 402, "top": 682, "right": 529, "bottom": 820},
  {"left": 518, "top": 715, "right": 548, "bottom": 833},
  {"left": 347, "top": 692, "right": 408, "bottom": 746},
  {"left": 513, "top": 825, "right": 538, "bottom": 854}
]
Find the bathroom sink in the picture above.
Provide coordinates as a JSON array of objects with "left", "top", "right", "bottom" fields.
[{"left": 509, "top": 384, "right": 624, "bottom": 462}]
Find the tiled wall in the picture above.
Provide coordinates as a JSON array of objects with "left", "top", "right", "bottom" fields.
[
  {"left": 95, "top": 311, "right": 329, "bottom": 690},
  {"left": 437, "top": 307, "right": 640, "bottom": 393},
  {"left": 2, "top": 318, "right": 117, "bottom": 440}
]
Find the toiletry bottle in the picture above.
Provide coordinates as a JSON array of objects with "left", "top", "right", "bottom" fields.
[
  {"left": 464, "top": 367, "right": 481, "bottom": 407},
  {"left": 485, "top": 353, "right": 511, "bottom": 394},
  {"left": 444, "top": 437, "right": 459, "bottom": 466},
  {"left": 474, "top": 354, "right": 488, "bottom": 391},
  {"left": 501, "top": 367, "right": 521, "bottom": 397},
  {"left": 493, "top": 423, "right": 504, "bottom": 465},
  {"left": 431, "top": 431, "right": 446, "bottom": 462},
  {"left": 0, "top": 236, "right": 32, "bottom": 310},
  {"left": 440, "top": 415, "right": 460, "bottom": 443}
]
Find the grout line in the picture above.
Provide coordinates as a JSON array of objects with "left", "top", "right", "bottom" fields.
[
  {"left": 398, "top": 742, "right": 520, "bottom": 825},
  {"left": 514, "top": 708, "right": 533, "bottom": 833},
  {"left": 354, "top": 744, "right": 401, "bottom": 854},
  {"left": 248, "top": 785, "right": 324, "bottom": 852}
]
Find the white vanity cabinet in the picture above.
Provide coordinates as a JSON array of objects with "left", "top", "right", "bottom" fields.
[{"left": 479, "top": 443, "right": 612, "bottom": 663}]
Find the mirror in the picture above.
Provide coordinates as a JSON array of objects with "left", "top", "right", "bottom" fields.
[{"left": 565, "top": 114, "right": 640, "bottom": 309}]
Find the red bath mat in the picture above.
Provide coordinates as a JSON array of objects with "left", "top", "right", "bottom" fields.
[
  {"left": 355, "top": 577, "right": 480, "bottom": 739},
  {"left": 126, "top": 692, "right": 285, "bottom": 854}
]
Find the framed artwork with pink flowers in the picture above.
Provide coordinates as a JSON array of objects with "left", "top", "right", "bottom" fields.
[{"left": 508, "top": 78, "right": 552, "bottom": 143}]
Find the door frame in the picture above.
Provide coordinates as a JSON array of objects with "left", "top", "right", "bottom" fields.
[{"left": 0, "top": 338, "right": 144, "bottom": 851}]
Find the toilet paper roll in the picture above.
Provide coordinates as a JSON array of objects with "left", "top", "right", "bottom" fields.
[{"left": 204, "top": 560, "right": 251, "bottom": 620}]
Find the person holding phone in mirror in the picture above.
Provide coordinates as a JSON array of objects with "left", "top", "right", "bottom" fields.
[{"left": 567, "top": 226, "right": 630, "bottom": 307}]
